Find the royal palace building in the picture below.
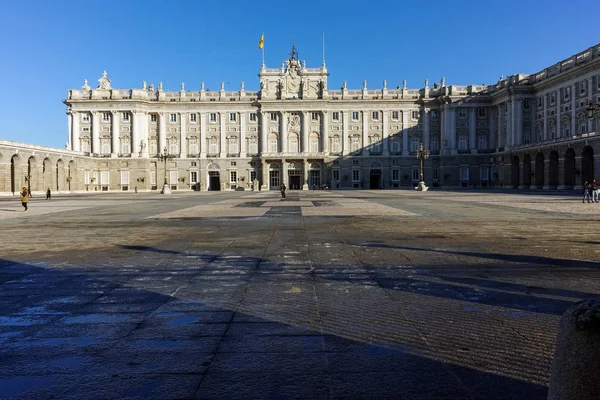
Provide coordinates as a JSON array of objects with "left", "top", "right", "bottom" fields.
[{"left": 1, "top": 43, "right": 600, "bottom": 195}]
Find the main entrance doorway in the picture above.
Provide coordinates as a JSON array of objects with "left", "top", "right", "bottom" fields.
[
  {"left": 310, "top": 170, "right": 321, "bottom": 189},
  {"left": 288, "top": 170, "right": 301, "bottom": 190},
  {"left": 208, "top": 171, "right": 220, "bottom": 191},
  {"left": 370, "top": 169, "right": 382, "bottom": 189}
]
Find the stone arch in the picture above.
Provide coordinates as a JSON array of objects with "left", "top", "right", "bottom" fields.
[
  {"left": 511, "top": 155, "right": 520, "bottom": 189},
  {"left": 207, "top": 162, "right": 219, "bottom": 170},
  {"left": 370, "top": 161, "right": 383, "bottom": 169},
  {"left": 56, "top": 159, "right": 65, "bottom": 192},
  {"left": 582, "top": 146, "right": 594, "bottom": 185},
  {"left": 43, "top": 158, "right": 53, "bottom": 191},
  {"left": 563, "top": 148, "right": 576, "bottom": 189},
  {"left": 11, "top": 154, "right": 22, "bottom": 194},
  {"left": 27, "top": 156, "right": 39, "bottom": 193},
  {"left": 310, "top": 162, "right": 321, "bottom": 170},
  {"left": 535, "top": 152, "right": 545, "bottom": 188},
  {"left": 68, "top": 160, "right": 76, "bottom": 192},
  {"left": 522, "top": 154, "right": 532, "bottom": 188},
  {"left": 549, "top": 151, "right": 559, "bottom": 189}
]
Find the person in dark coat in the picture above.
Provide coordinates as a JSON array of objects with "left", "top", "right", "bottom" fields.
[
  {"left": 46, "top": 188, "right": 51, "bottom": 200},
  {"left": 280, "top": 183, "right": 286, "bottom": 199}
]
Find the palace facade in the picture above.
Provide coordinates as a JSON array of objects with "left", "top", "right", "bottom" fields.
[{"left": 1, "top": 43, "right": 600, "bottom": 195}]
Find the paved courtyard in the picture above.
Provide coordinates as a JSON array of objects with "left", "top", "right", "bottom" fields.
[{"left": 0, "top": 189, "right": 599, "bottom": 399}]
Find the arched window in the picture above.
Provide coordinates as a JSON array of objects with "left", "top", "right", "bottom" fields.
[
  {"left": 350, "top": 135, "right": 360, "bottom": 152},
  {"left": 228, "top": 136, "right": 238, "bottom": 154},
  {"left": 208, "top": 137, "right": 218, "bottom": 154},
  {"left": 477, "top": 136, "right": 487, "bottom": 150},
  {"left": 188, "top": 137, "right": 198, "bottom": 155},
  {"left": 120, "top": 137, "right": 131, "bottom": 154},
  {"left": 331, "top": 135, "right": 341, "bottom": 153},
  {"left": 248, "top": 136, "right": 258, "bottom": 154},
  {"left": 168, "top": 138, "right": 178, "bottom": 154}
]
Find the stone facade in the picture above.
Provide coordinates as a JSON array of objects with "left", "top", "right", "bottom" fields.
[{"left": 1, "top": 43, "right": 600, "bottom": 195}]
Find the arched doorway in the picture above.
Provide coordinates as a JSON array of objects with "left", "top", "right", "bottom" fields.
[
  {"left": 207, "top": 163, "right": 220, "bottom": 191},
  {"left": 549, "top": 151, "right": 559, "bottom": 189},
  {"left": 43, "top": 158, "right": 53, "bottom": 192},
  {"left": 369, "top": 161, "right": 382, "bottom": 189},
  {"left": 56, "top": 159, "right": 65, "bottom": 192},
  {"left": 582, "top": 146, "right": 594, "bottom": 185},
  {"left": 68, "top": 161, "right": 75, "bottom": 192},
  {"left": 10, "top": 154, "right": 22, "bottom": 194},
  {"left": 522, "top": 154, "right": 532, "bottom": 188},
  {"left": 563, "top": 148, "right": 576, "bottom": 189},
  {"left": 309, "top": 162, "right": 321, "bottom": 190},
  {"left": 27, "top": 157, "right": 38, "bottom": 194},
  {"left": 288, "top": 162, "right": 301, "bottom": 190},
  {"left": 535, "top": 152, "right": 545, "bottom": 189},
  {"left": 511, "top": 155, "right": 520, "bottom": 189}
]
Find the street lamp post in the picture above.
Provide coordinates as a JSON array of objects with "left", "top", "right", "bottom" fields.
[
  {"left": 415, "top": 141, "right": 430, "bottom": 191},
  {"left": 158, "top": 146, "right": 175, "bottom": 194}
]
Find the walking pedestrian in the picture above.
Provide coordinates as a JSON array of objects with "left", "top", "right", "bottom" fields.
[
  {"left": 592, "top": 179, "right": 599, "bottom": 203},
  {"left": 280, "top": 183, "right": 287, "bottom": 200},
  {"left": 583, "top": 181, "right": 592, "bottom": 203},
  {"left": 46, "top": 188, "right": 51, "bottom": 200},
  {"left": 20, "top": 187, "right": 29, "bottom": 211}
]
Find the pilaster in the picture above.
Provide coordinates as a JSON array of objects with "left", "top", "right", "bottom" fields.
[
  {"left": 382, "top": 110, "right": 389, "bottom": 156},
  {"left": 362, "top": 111, "right": 369, "bottom": 156},
  {"left": 200, "top": 113, "right": 207, "bottom": 158},
  {"left": 92, "top": 112, "right": 100, "bottom": 154},
  {"left": 180, "top": 112, "right": 187, "bottom": 158},
  {"left": 240, "top": 112, "right": 247, "bottom": 157},
  {"left": 469, "top": 108, "right": 476, "bottom": 153},
  {"left": 303, "top": 159, "right": 309, "bottom": 190},
  {"left": 67, "top": 112, "right": 72, "bottom": 150},
  {"left": 112, "top": 111, "right": 120, "bottom": 157},
  {"left": 571, "top": 84, "right": 576, "bottom": 136},
  {"left": 543, "top": 95, "right": 548, "bottom": 141},
  {"left": 219, "top": 113, "right": 227, "bottom": 157},
  {"left": 321, "top": 111, "right": 329, "bottom": 154},
  {"left": 342, "top": 111, "right": 349, "bottom": 155},
  {"left": 402, "top": 110, "right": 409, "bottom": 156},
  {"left": 302, "top": 112, "right": 309, "bottom": 153},
  {"left": 450, "top": 107, "right": 457, "bottom": 154},
  {"left": 422, "top": 108, "right": 430, "bottom": 152},
  {"left": 158, "top": 112, "right": 166, "bottom": 153},
  {"left": 72, "top": 112, "right": 80, "bottom": 152},
  {"left": 280, "top": 112, "right": 287, "bottom": 153},
  {"left": 259, "top": 112, "right": 267, "bottom": 155}
]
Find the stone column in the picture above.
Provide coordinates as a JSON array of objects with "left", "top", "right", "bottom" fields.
[
  {"left": 200, "top": 113, "right": 207, "bottom": 158},
  {"left": 506, "top": 100, "right": 513, "bottom": 149},
  {"left": 516, "top": 99, "right": 524, "bottom": 146},
  {"left": 423, "top": 108, "right": 430, "bottom": 151},
  {"left": 488, "top": 109, "right": 496, "bottom": 150},
  {"left": 321, "top": 111, "right": 329, "bottom": 154},
  {"left": 571, "top": 84, "right": 576, "bottom": 136},
  {"left": 92, "top": 112, "right": 100, "bottom": 154},
  {"left": 302, "top": 112, "right": 309, "bottom": 153},
  {"left": 382, "top": 110, "right": 389, "bottom": 156},
  {"left": 402, "top": 110, "right": 409, "bottom": 156},
  {"left": 450, "top": 107, "right": 457, "bottom": 154},
  {"left": 112, "top": 111, "right": 120, "bottom": 156},
  {"left": 132, "top": 112, "right": 140, "bottom": 158},
  {"left": 342, "top": 111, "right": 349, "bottom": 155},
  {"left": 261, "top": 160, "right": 268, "bottom": 190},
  {"left": 180, "top": 112, "right": 187, "bottom": 158},
  {"left": 556, "top": 96, "right": 560, "bottom": 139},
  {"left": 362, "top": 111, "right": 369, "bottom": 156},
  {"left": 282, "top": 159, "right": 288, "bottom": 188},
  {"left": 543, "top": 95, "right": 548, "bottom": 141},
  {"left": 240, "top": 111, "right": 247, "bottom": 157},
  {"left": 67, "top": 112, "right": 72, "bottom": 150},
  {"left": 259, "top": 112, "right": 267, "bottom": 154},
  {"left": 72, "top": 112, "right": 80, "bottom": 152},
  {"left": 440, "top": 105, "right": 446, "bottom": 153},
  {"left": 588, "top": 78, "right": 594, "bottom": 132},
  {"left": 497, "top": 105, "right": 504, "bottom": 148},
  {"left": 219, "top": 113, "right": 227, "bottom": 157},
  {"left": 303, "top": 159, "right": 309, "bottom": 190},
  {"left": 469, "top": 107, "right": 477, "bottom": 153},
  {"left": 280, "top": 112, "right": 287, "bottom": 153},
  {"left": 158, "top": 112, "right": 166, "bottom": 154},
  {"left": 140, "top": 112, "right": 149, "bottom": 158}
]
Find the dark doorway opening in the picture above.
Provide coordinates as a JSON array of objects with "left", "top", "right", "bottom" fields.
[
  {"left": 208, "top": 171, "right": 220, "bottom": 191},
  {"left": 289, "top": 175, "right": 301, "bottom": 190},
  {"left": 370, "top": 169, "right": 382, "bottom": 189},
  {"left": 582, "top": 146, "right": 594, "bottom": 185}
]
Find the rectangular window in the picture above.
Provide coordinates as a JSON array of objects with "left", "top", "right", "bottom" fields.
[
  {"left": 190, "top": 171, "right": 197, "bottom": 184},
  {"left": 82, "top": 113, "right": 90, "bottom": 122},
  {"left": 352, "top": 169, "right": 360, "bottom": 182},
  {"left": 100, "top": 170, "right": 110, "bottom": 185},
  {"left": 351, "top": 136, "right": 360, "bottom": 152},
  {"left": 498, "top": 167, "right": 504, "bottom": 181},
  {"left": 433, "top": 169, "right": 439, "bottom": 180},
  {"left": 229, "top": 113, "right": 237, "bottom": 122},
  {"left": 523, "top": 99, "right": 530, "bottom": 110},
  {"left": 333, "top": 169, "right": 340, "bottom": 181},
  {"left": 269, "top": 139, "right": 277, "bottom": 153},
  {"left": 352, "top": 111, "right": 359, "bottom": 121},
  {"left": 230, "top": 171, "right": 237, "bottom": 183},
  {"left": 170, "top": 114, "right": 177, "bottom": 123},
  {"left": 412, "top": 169, "right": 419, "bottom": 181},
  {"left": 190, "top": 114, "right": 197, "bottom": 123},
  {"left": 270, "top": 113, "right": 277, "bottom": 121},
  {"left": 372, "top": 111, "right": 379, "bottom": 120},
  {"left": 550, "top": 93, "right": 556, "bottom": 105},
  {"left": 431, "top": 110, "right": 438, "bottom": 119},
  {"left": 332, "top": 112, "right": 340, "bottom": 121},
  {"left": 311, "top": 112, "right": 318, "bottom": 121},
  {"left": 410, "top": 138, "right": 420, "bottom": 152},
  {"left": 169, "top": 171, "right": 178, "bottom": 185},
  {"left": 210, "top": 113, "right": 217, "bottom": 122},
  {"left": 564, "top": 88, "right": 570, "bottom": 101},
  {"left": 249, "top": 113, "right": 257, "bottom": 121},
  {"left": 580, "top": 82, "right": 586, "bottom": 94},
  {"left": 411, "top": 111, "right": 419, "bottom": 120},
  {"left": 102, "top": 112, "right": 110, "bottom": 121},
  {"left": 231, "top": 161, "right": 237, "bottom": 166},
  {"left": 120, "top": 170, "right": 130, "bottom": 185},
  {"left": 538, "top": 98, "right": 543, "bottom": 108},
  {"left": 458, "top": 136, "right": 468, "bottom": 150},
  {"left": 84, "top": 171, "right": 90, "bottom": 185},
  {"left": 150, "top": 170, "right": 156, "bottom": 185},
  {"left": 392, "top": 168, "right": 399, "bottom": 181},
  {"left": 151, "top": 114, "right": 157, "bottom": 122},
  {"left": 122, "top": 112, "right": 129, "bottom": 121},
  {"left": 478, "top": 108, "right": 486, "bottom": 117},
  {"left": 460, "top": 167, "right": 469, "bottom": 181},
  {"left": 431, "top": 138, "right": 439, "bottom": 152},
  {"left": 480, "top": 167, "right": 489, "bottom": 181},
  {"left": 250, "top": 170, "right": 257, "bottom": 182},
  {"left": 191, "top": 161, "right": 197, "bottom": 167},
  {"left": 392, "top": 111, "right": 399, "bottom": 120},
  {"left": 458, "top": 109, "right": 467, "bottom": 118}
]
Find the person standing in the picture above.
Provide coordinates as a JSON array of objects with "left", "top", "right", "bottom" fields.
[
  {"left": 46, "top": 188, "right": 51, "bottom": 200},
  {"left": 20, "top": 187, "right": 29, "bottom": 211},
  {"left": 583, "top": 181, "right": 592, "bottom": 203},
  {"left": 592, "top": 179, "right": 599, "bottom": 203},
  {"left": 280, "top": 183, "right": 286, "bottom": 200}
]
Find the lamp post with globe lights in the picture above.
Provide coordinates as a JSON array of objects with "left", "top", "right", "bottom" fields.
[
  {"left": 415, "top": 142, "right": 430, "bottom": 191},
  {"left": 158, "top": 146, "right": 175, "bottom": 194}
]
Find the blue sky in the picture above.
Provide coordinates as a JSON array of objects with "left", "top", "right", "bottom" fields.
[{"left": 0, "top": 0, "right": 597, "bottom": 149}]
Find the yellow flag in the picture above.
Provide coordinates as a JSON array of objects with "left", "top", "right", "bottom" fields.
[{"left": 258, "top": 33, "right": 264, "bottom": 49}]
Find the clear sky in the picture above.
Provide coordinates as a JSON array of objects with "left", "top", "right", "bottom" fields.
[{"left": 0, "top": 0, "right": 597, "bottom": 149}]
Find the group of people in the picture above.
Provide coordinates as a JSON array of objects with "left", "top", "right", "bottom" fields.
[
  {"left": 583, "top": 179, "right": 599, "bottom": 203},
  {"left": 18, "top": 187, "right": 52, "bottom": 211}
]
